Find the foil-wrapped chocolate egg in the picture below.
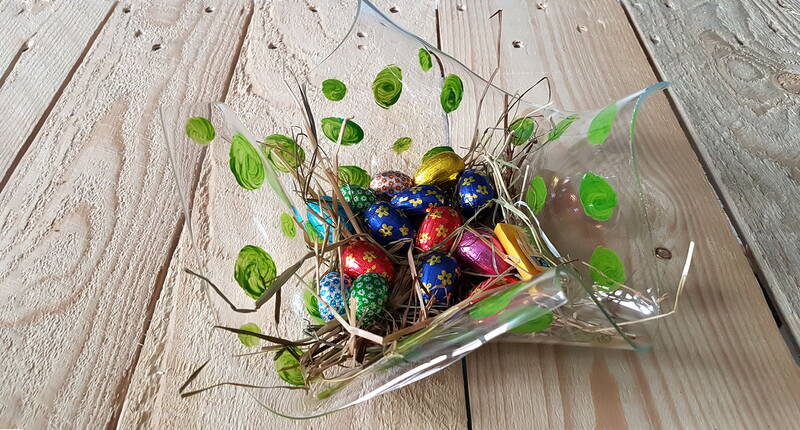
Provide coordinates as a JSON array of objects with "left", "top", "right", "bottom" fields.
[
  {"left": 369, "top": 171, "right": 413, "bottom": 197},
  {"left": 340, "top": 184, "right": 376, "bottom": 214},
  {"left": 414, "top": 151, "right": 465, "bottom": 185},
  {"left": 457, "top": 169, "right": 496, "bottom": 215},
  {"left": 418, "top": 252, "right": 460, "bottom": 305},
  {"left": 349, "top": 273, "right": 389, "bottom": 326},
  {"left": 390, "top": 185, "right": 446, "bottom": 217},
  {"left": 364, "top": 202, "right": 414, "bottom": 246},
  {"left": 456, "top": 229, "right": 511, "bottom": 275},
  {"left": 317, "top": 272, "right": 352, "bottom": 321},
  {"left": 342, "top": 240, "right": 395, "bottom": 282},
  {"left": 416, "top": 206, "right": 462, "bottom": 251},
  {"left": 306, "top": 196, "right": 353, "bottom": 241}
]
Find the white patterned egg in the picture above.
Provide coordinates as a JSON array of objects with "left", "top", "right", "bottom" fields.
[{"left": 317, "top": 272, "right": 352, "bottom": 322}]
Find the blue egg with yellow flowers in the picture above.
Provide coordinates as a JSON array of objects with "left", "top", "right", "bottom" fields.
[
  {"left": 390, "top": 185, "right": 446, "bottom": 217},
  {"left": 306, "top": 196, "right": 353, "bottom": 241},
  {"left": 419, "top": 252, "right": 460, "bottom": 305},
  {"left": 364, "top": 201, "right": 414, "bottom": 246},
  {"left": 457, "top": 170, "right": 496, "bottom": 216}
]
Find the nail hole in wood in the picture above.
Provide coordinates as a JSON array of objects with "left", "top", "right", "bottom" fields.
[
  {"left": 512, "top": 40, "right": 523, "bottom": 48},
  {"left": 389, "top": 6, "right": 399, "bottom": 13},
  {"left": 356, "top": 31, "right": 366, "bottom": 38},
  {"left": 655, "top": 247, "right": 672, "bottom": 260},
  {"left": 122, "top": 6, "right": 131, "bottom": 13},
  {"left": 204, "top": 6, "right": 214, "bottom": 13},
  {"left": 151, "top": 43, "right": 162, "bottom": 51},
  {"left": 457, "top": 4, "right": 466, "bottom": 11},
  {"left": 267, "top": 42, "right": 277, "bottom": 50},
  {"left": 308, "top": 5, "right": 318, "bottom": 12}
]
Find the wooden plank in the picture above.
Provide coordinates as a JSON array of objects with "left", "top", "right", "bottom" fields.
[
  {"left": 439, "top": 0, "right": 800, "bottom": 428},
  {"left": 0, "top": 1, "right": 251, "bottom": 428},
  {"left": 0, "top": 0, "right": 113, "bottom": 178},
  {"left": 119, "top": 1, "right": 468, "bottom": 428},
  {"left": 621, "top": 0, "right": 800, "bottom": 348}
]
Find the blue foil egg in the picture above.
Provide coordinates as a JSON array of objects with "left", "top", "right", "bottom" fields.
[
  {"left": 364, "top": 201, "right": 414, "bottom": 246},
  {"left": 390, "top": 185, "right": 446, "bottom": 217},
  {"left": 418, "top": 252, "right": 460, "bottom": 304},
  {"left": 306, "top": 196, "right": 353, "bottom": 241},
  {"left": 317, "top": 272, "right": 352, "bottom": 321},
  {"left": 457, "top": 170, "right": 496, "bottom": 215}
]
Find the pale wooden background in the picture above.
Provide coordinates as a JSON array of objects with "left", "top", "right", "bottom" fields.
[{"left": 1, "top": 0, "right": 799, "bottom": 429}]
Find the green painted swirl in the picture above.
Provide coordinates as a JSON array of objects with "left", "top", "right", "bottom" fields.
[
  {"left": 237, "top": 322, "right": 262, "bottom": 347},
  {"left": 422, "top": 146, "right": 454, "bottom": 163},
  {"left": 525, "top": 176, "right": 547, "bottom": 214},
  {"left": 418, "top": 48, "right": 433, "bottom": 72},
  {"left": 372, "top": 65, "right": 403, "bottom": 108},
  {"left": 440, "top": 74, "right": 464, "bottom": 113},
  {"left": 392, "top": 137, "right": 412, "bottom": 154},
  {"left": 588, "top": 103, "right": 618, "bottom": 145},
  {"left": 547, "top": 114, "right": 578, "bottom": 142},
  {"left": 275, "top": 346, "right": 305, "bottom": 386},
  {"left": 588, "top": 247, "right": 626, "bottom": 292},
  {"left": 321, "top": 79, "right": 347, "bottom": 101},
  {"left": 229, "top": 133, "right": 264, "bottom": 190},
  {"left": 509, "top": 117, "right": 536, "bottom": 145},
  {"left": 320, "top": 117, "right": 364, "bottom": 146},
  {"left": 303, "top": 288, "right": 324, "bottom": 324},
  {"left": 579, "top": 172, "right": 617, "bottom": 221},
  {"left": 185, "top": 116, "right": 215, "bottom": 145},
  {"left": 233, "top": 245, "right": 276, "bottom": 299},
  {"left": 280, "top": 212, "right": 296, "bottom": 238},
  {"left": 264, "top": 134, "right": 304, "bottom": 173},
  {"left": 338, "top": 165, "right": 370, "bottom": 187}
]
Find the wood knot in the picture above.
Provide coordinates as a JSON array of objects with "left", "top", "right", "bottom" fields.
[{"left": 776, "top": 71, "right": 800, "bottom": 94}]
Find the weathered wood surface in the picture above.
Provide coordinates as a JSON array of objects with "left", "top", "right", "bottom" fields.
[
  {"left": 0, "top": 0, "right": 798, "bottom": 429},
  {"left": 0, "top": 0, "right": 113, "bottom": 180},
  {"left": 440, "top": 0, "right": 800, "bottom": 429},
  {"left": 118, "top": 1, "right": 468, "bottom": 429},
  {"left": 622, "top": 0, "right": 800, "bottom": 345},
  {"left": 0, "top": 1, "right": 251, "bottom": 428}
]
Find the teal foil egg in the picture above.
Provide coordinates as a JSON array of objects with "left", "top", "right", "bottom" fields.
[
  {"left": 390, "top": 184, "right": 446, "bottom": 217},
  {"left": 418, "top": 252, "right": 460, "bottom": 305},
  {"left": 364, "top": 201, "right": 414, "bottom": 246},
  {"left": 306, "top": 196, "right": 353, "bottom": 241},
  {"left": 457, "top": 170, "right": 496, "bottom": 216}
]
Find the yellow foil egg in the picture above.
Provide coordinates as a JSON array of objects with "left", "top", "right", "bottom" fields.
[{"left": 413, "top": 151, "right": 465, "bottom": 185}]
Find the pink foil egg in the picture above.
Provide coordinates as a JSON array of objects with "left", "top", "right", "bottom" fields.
[{"left": 455, "top": 229, "right": 511, "bottom": 275}]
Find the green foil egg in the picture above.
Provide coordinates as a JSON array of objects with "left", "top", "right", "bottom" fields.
[
  {"left": 349, "top": 273, "right": 389, "bottom": 326},
  {"left": 340, "top": 184, "right": 376, "bottom": 214}
]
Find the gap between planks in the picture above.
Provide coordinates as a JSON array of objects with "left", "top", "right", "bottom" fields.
[
  {"left": 619, "top": 1, "right": 795, "bottom": 356},
  {"left": 105, "top": 3, "right": 257, "bottom": 428},
  {"left": 0, "top": 2, "right": 118, "bottom": 194}
]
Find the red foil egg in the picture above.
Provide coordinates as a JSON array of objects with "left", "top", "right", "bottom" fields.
[
  {"left": 342, "top": 240, "right": 395, "bottom": 282},
  {"left": 469, "top": 275, "right": 519, "bottom": 304},
  {"left": 416, "top": 206, "right": 462, "bottom": 252},
  {"left": 456, "top": 229, "right": 512, "bottom": 275},
  {"left": 369, "top": 171, "right": 414, "bottom": 197}
]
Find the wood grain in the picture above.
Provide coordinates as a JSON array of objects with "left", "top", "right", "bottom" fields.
[
  {"left": 0, "top": 0, "right": 113, "bottom": 180},
  {"left": 438, "top": 0, "right": 800, "bottom": 428},
  {"left": 119, "top": 1, "right": 468, "bottom": 428},
  {"left": 622, "top": 0, "right": 800, "bottom": 346},
  {"left": 0, "top": 1, "right": 250, "bottom": 428}
]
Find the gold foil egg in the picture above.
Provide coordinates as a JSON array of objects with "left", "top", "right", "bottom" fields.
[{"left": 413, "top": 151, "right": 465, "bottom": 185}]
